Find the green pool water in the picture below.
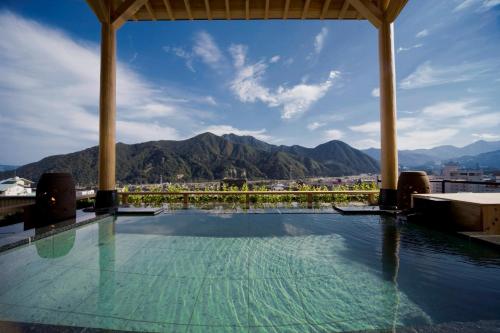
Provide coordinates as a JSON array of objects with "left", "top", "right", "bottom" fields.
[{"left": 1, "top": 211, "right": 500, "bottom": 332}]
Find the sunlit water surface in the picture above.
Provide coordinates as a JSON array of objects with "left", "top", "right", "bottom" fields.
[{"left": 1, "top": 211, "right": 500, "bottom": 332}]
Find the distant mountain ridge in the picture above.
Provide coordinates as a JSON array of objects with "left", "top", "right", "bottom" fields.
[
  {"left": 448, "top": 149, "right": 500, "bottom": 169},
  {"left": 1, "top": 133, "right": 379, "bottom": 185},
  {"left": 0, "top": 165, "right": 18, "bottom": 172},
  {"left": 363, "top": 140, "right": 500, "bottom": 167}
]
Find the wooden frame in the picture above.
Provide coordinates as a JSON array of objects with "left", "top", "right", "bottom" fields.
[{"left": 84, "top": 0, "right": 408, "bottom": 207}]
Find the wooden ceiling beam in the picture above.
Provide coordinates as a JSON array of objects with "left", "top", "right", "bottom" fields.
[
  {"left": 301, "top": 0, "right": 311, "bottom": 19},
  {"left": 184, "top": 0, "right": 193, "bottom": 20},
  {"left": 204, "top": 0, "right": 212, "bottom": 20},
  {"left": 320, "top": 0, "right": 332, "bottom": 19},
  {"left": 348, "top": 0, "right": 382, "bottom": 28},
  {"left": 264, "top": 0, "right": 269, "bottom": 19},
  {"left": 225, "top": 0, "right": 231, "bottom": 19},
  {"left": 162, "top": 0, "right": 175, "bottom": 20},
  {"left": 283, "top": 0, "right": 290, "bottom": 19},
  {"left": 338, "top": 0, "right": 350, "bottom": 19},
  {"left": 385, "top": 0, "right": 408, "bottom": 22},
  {"left": 111, "top": 0, "right": 148, "bottom": 29},
  {"left": 144, "top": 0, "right": 156, "bottom": 20},
  {"left": 86, "top": 0, "right": 109, "bottom": 23}
]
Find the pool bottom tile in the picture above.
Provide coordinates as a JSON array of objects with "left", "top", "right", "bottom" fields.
[
  {"left": 190, "top": 278, "right": 248, "bottom": 327},
  {"left": 249, "top": 278, "right": 306, "bottom": 327}
]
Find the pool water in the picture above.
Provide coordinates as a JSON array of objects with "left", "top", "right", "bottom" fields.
[{"left": 1, "top": 211, "right": 500, "bottom": 332}]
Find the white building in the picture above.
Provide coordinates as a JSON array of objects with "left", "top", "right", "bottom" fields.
[{"left": 0, "top": 177, "right": 34, "bottom": 196}]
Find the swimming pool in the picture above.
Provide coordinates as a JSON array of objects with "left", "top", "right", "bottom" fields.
[{"left": 1, "top": 211, "right": 500, "bottom": 332}]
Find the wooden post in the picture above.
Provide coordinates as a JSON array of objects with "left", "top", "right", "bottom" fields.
[
  {"left": 245, "top": 194, "right": 250, "bottom": 209},
  {"left": 95, "top": 11, "right": 118, "bottom": 213},
  {"left": 307, "top": 193, "right": 313, "bottom": 209},
  {"left": 378, "top": 18, "right": 398, "bottom": 209},
  {"left": 98, "top": 21, "right": 116, "bottom": 192},
  {"left": 122, "top": 193, "right": 129, "bottom": 206},
  {"left": 183, "top": 193, "right": 189, "bottom": 209}
]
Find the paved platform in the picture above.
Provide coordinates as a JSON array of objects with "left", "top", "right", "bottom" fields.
[
  {"left": 412, "top": 193, "right": 500, "bottom": 235},
  {"left": 333, "top": 205, "right": 400, "bottom": 216},
  {"left": 458, "top": 231, "right": 500, "bottom": 248},
  {"left": 117, "top": 207, "right": 164, "bottom": 215}
]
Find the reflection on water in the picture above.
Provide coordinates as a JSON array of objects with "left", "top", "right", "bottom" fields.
[
  {"left": 98, "top": 218, "right": 116, "bottom": 311},
  {"left": 0, "top": 213, "right": 499, "bottom": 332},
  {"left": 381, "top": 216, "right": 401, "bottom": 332},
  {"left": 35, "top": 229, "right": 76, "bottom": 259}
]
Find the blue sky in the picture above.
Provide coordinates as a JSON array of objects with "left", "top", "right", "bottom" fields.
[{"left": 1, "top": 0, "right": 499, "bottom": 165}]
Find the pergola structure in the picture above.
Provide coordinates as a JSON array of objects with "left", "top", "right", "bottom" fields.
[{"left": 86, "top": 0, "right": 408, "bottom": 211}]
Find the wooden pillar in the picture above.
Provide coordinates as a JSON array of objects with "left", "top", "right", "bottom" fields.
[
  {"left": 98, "top": 22, "right": 116, "bottom": 191},
  {"left": 95, "top": 17, "right": 118, "bottom": 213},
  {"left": 378, "top": 19, "right": 398, "bottom": 208}
]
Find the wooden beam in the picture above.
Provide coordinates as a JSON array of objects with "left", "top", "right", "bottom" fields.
[
  {"left": 86, "top": 0, "right": 109, "bottom": 23},
  {"left": 245, "top": 0, "right": 250, "bottom": 20},
  {"left": 184, "top": 0, "right": 193, "bottom": 20},
  {"left": 144, "top": 0, "right": 156, "bottom": 20},
  {"left": 301, "top": 0, "right": 311, "bottom": 19},
  {"left": 264, "top": 0, "right": 269, "bottom": 19},
  {"left": 204, "top": 0, "right": 212, "bottom": 20},
  {"left": 385, "top": 0, "right": 408, "bottom": 22},
  {"left": 348, "top": 0, "right": 382, "bottom": 28},
  {"left": 339, "top": 0, "right": 349, "bottom": 19},
  {"left": 111, "top": 0, "right": 147, "bottom": 29},
  {"left": 320, "top": 0, "right": 332, "bottom": 19},
  {"left": 283, "top": 0, "right": 290, "bottom": 19},
  {"left": 162, "top": 0, "right": 175, "bottom": 20},
  {"left": 225, "top": 0, "right": 231, "bottom": 19}
]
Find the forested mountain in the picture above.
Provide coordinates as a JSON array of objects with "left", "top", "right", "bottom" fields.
[{"left": 1, "top": 133, "right": 379, "bottom": 185}]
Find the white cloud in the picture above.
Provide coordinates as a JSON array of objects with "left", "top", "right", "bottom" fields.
[
  {"left": 163, "top": 31, "right": 224, "bottom": 71},
  {"left": 352, "top": 139, "right": 380, "bottom": 150},
  {"left": 314, "top": 27, "right": 328, "bottom": 54},
  {"left": 454, "top": 0, "right": 500, "bottom": 12},
  {"left": 397, "top": 43, "right": 423, "bottom": 53},
  {"left": 201, "top": 125, "right": 272, "bottom": 141},
  {"left": 192, "top": 31, "right": 223, "bottom": 68},
  {"left": 400, "top": 61, "right": 492, "bottom": 89},
  {"left": 0, "top": 11, "right": 191, "bottom": 164},
  {"left": 399, "top": 128, "right": 459, "bottom": 150},
  {"left": 472, "top": 133, "right": 500, "bottom": 140},
  {"left": 307, "top": 122, "right": 326, "bottom": 131},
  {"left": 204, "top": 96, "right": 217, "bottom": 106},
  {"left": 229, "top": 44, "right": 340, "bottom": 119},
  {"left": 420, "top": 100, "right": 484, "bottom": 119},
  {"left": 416, "top": 29, "right": 429, "bottom": 38},
  {"left": 454, "top": 0, "right": 477, "bottom": 11},
  {"left": 371, "top": 88, "right": 380, "bottom": 98},
  {"left": 349, "top": 121, "right": 380, "bottom": 134},
  {"left": 346, "top": 99, "right": 497, "bottom": 150},
  {"left": 269, "top": 55, "right": 280, "bottom": 63},
  {"left": 324, "top": 129, "right": 343, "bottom": 141},
  {"left": 458, "top": 112, "right": 500, "bottom": 128},
  {"left": 163, "top": 46, "right": 195, "bottom": 72}
]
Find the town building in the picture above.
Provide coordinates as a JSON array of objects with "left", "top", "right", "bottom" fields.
[{"left": 0, "top": 177, "right": 34, "bottom": 196}]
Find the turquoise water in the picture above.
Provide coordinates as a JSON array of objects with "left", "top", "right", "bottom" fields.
[{"left": 1, "top": 211, "right": 500, "bottom": 332}]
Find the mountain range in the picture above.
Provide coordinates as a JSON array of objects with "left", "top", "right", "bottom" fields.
[
  {"left": 0, "top": 165, "right": 18, "bottom": 172},
  {"left": 0, "top": 133, "right": 379, "bottom": 185},
  {"left": 363, "top": 140, "right": 500, "bottom": 168}
]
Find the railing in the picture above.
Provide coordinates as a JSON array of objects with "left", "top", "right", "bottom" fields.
[
  {"left": 429, "top": 180, "right": 500, "bottom": 193},
  {"left": 0, "top": 194, "right": 96, "bottom": 217},
  {"left": 119, "top": 190, "right": 379, "bottom": 209}
]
